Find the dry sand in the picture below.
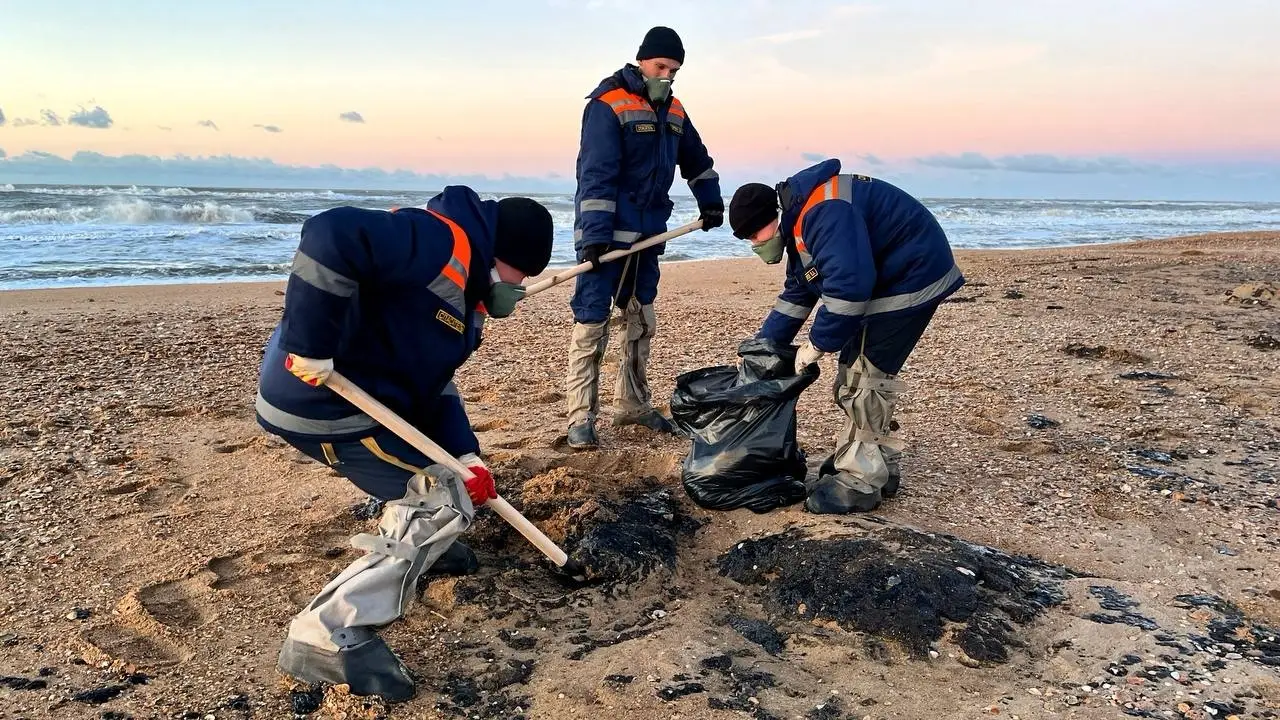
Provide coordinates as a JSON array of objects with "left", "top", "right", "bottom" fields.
[{"left": 1, "top": 232, "right": 1278, "bottom": 720}]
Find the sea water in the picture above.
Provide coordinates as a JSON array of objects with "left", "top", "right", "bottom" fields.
[{"left": 2, "top": 183, "right": 1279, "bottom": 290}]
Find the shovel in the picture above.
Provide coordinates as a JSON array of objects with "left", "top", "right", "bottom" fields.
[
  {"left": 324, "top": 371, "right": 586, "bottom": 579},
  {"left": 521, "top": 219, "right": 702, "bottom": 298}
]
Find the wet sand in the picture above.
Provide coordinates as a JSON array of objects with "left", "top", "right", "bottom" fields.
[{"left": 1, "top": 231, "right": 1278, "bottom": 719}]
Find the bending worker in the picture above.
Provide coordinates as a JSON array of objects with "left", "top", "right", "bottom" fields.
[
  {"left": 728, "top": 158, "right": 965, "bottom": 514},
  {"left": 566, "top": 25, "right": 724, "bottom": 450},
  {"left": 254, "top": 187, "right": 553, "bottom": 701}
]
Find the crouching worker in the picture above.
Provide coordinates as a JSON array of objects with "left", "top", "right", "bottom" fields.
[
  {"left": 253, "top": 187, "right": 553, "bottom": 701},
  {"left": 728, "top": 159, "right": 965, "bottom": 514}
]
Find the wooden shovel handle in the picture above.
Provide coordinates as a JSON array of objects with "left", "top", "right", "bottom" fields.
[
  {"left": 325, "top": 371, "right": 570, "bottom": 567},
  {"left": 522, "top": 220, "right": 703, "bottom": 298}
]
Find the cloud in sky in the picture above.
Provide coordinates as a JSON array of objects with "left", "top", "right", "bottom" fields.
[
  {"left": 158, "top": 125, "right": 172, "bottom": 131},
  {"left": 0, "top": 148, "right": 573, "bottom": 193},
  {"left": 12, "top": 117, "right": 38, "bottom": 127},
  {"left": 0, "top": 108, "right": 5, "bottom": 127},
  {"left": 915, "top": 151, "right": 1162, "bottom": 175},
  {"left": 40, "top": 109, "right": 62, "bottom": 126},
  {"left": 857, "top": 153, "right": 885, "bottom": 166},
  {"left": 801, "top": 152, "right": 827, "bottom": 162},
  {"left": 916, "top": 152, "right": 998, "bottom": 171},
  {"left": 0, "top": 148, "right": 6, "bottom": 159},
  {"left": 254, "top": 124, "right": 283, "bottom": 133},
  {"left": 67, "top": 105, "right": 113, "bottom": 129},
  {"left": 1, "top": 148, "right": 1277, "bottom": 201},
  {"left": 339, "top": 111, "right": 365, "bottom": 124},
  {"left": 197, "top": 119, "right": 218, "bottom": 131}
]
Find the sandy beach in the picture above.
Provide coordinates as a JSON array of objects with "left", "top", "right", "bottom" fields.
[{"left": 1, "top": 231, "right": 1278, "bottom": 719}]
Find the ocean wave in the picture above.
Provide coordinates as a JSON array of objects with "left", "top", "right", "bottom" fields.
[
  {"left": 0, "top": 199, "right": 307, "bottom": 225},
  {"left": 0, "top": 261, "right": 292, "bottom": 282}
]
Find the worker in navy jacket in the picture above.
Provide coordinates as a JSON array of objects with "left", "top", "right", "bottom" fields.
[
  {"left": 565, "top": 26, "right": 724, "bottom": 450},
  {"left": 256, "top": 187, "right": 553, "bottom": 702},
  {"left": 728, "top": 159, "right": 965, "bottom": 514}
]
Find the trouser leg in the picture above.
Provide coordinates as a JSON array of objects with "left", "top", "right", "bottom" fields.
[
  {"left": 830, "top": 353, "right": 906, "bottom": 490},
  {"left": 614, "top": 299, "right": 656, "bottom": 416},
  {"left": 277, "top": 466, "right": 472, "bottom": 702},
  {"left": 565, "top": 320, "right": 609, "bottom": 427},
  {"left": 806, "top": 307, "right": 936, "bottom": 514},
  {"left": 566, "top": 259, "right": 624, "bottom": 439},
  {"left": 610, "top": 247, "right": 676, "bottom": 433}
]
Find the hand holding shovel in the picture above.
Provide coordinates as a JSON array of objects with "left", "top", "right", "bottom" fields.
[{"left": 521, "top": 220, "right": 702, "bottom": 298}]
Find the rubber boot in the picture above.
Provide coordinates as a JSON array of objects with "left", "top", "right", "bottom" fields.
[
  {"left": 565, "top": 321, "right": 608, "bottom": 450},
  {"left": 278, "top": 467, "right": 471, "bottom": 701},
  {"left": 427, "top": 542, "right": 478, "bottom": 576},
  {"left": 567, "top": 420, "right": 599, "bottom": 450},
  {"left": 612, "top": 301, "right": 678, "bottom": 435}
]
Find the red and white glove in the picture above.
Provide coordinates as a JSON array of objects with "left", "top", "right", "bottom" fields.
[
  {"left": 458, "top": 453, "right": 497, "bottom": 507},
  {"left": 285, "top": 354, "right": 334, "bottom": 386}
]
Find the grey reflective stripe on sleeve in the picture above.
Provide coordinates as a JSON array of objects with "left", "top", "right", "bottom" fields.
[
  {"left": 866, "top": 264, "right": 964, "bottom": 315},
  {"left": 442, "top": 381, "right": 461, "bottom": 398},
  {"left": 291, "top": 250, "right": 357, "bottom": 297},
  {"left": 571, "top": 229, "right": 643, "bottom": 245},
  {"left": 427, "top": 275, "right": 465, "bottom": 315},
  {"left": 580, "top": 199, "right": 617, "bottom": 213},
  {"left": 690, "top": 168, "right": 719, "bottom": 185},
  {"left": 796, "top": 248, "right": 814, "bottom": 266},
  {"left": 772, "top": 299, "right": 814, "bottom": 320},
  {"left": 836, "top": 175, "right": 855, "bottom": 203},
  {"left": 255, "top": 392, "right": 379, "bottom": 435},
  {"left": 618, "top": 110, "right": 658, "bottom": 124},
  {"left": 821, "top": 295, "right": 868, "bottom": 317}
]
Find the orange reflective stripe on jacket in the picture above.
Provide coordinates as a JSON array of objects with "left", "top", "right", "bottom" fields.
[
  {"left": 668, "top": 97, "right": 686, "bottom": 120},
  {"left": 427, "top": 209, "right": 472, "bottom": 289},
  {"left": 598, "top": 88, "right": 659, "bottom": 125},
  {"left": 422, "top": 209, "right": 473, "bottom": 316},
  {"left": 792, "top": 175, "right": 854, "bottom": 257}
]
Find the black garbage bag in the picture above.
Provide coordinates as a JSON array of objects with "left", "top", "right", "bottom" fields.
[{"left": 669, "top": 338, "right": 820, "bottom": 513}]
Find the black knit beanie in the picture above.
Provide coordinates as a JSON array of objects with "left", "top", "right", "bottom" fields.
[
  {"left": 729, "top": 183, "right": 780, "bottom": 239},
  {"left": 637, "top": 26, "right": 685, "bottom": 64},
  {"left": 494, "top": 197, "right": 554, "bottom": 277}
]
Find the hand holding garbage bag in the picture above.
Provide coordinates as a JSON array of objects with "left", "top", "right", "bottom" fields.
[{"left": 669, "top": 338, "right": 820, "bottom": 513}]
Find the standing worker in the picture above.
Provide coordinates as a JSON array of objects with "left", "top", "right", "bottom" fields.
[
  {"left": 254, "top": 186, "right": 553, "bottom": 701},
  {"left": 727, "top": 158, "right": 965, "bottom": 514},
  {"left": 565, "top": 25, "right": 725, "bottom": 450}
]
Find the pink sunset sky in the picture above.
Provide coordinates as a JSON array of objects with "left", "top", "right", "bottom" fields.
[{"left": 2, "top": 0, "right": 1278, "bottom": 198}]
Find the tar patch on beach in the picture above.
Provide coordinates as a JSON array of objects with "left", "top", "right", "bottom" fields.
[
  {"left": 563, "top": 489, "right": 689, "bottom": 585},
  {"left": 717, "top": 523, "right": 1075, "bottom": 662}
]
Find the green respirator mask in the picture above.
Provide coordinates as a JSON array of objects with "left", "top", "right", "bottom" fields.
[
  {"left": 486, "top": 268, "right": 525, "bottom": 318},
  {"left": 752, "top": 230, "right": 785, "bottom": 265},
  {"left": 644, "top": 76, "right": 672, "bottom": 103}
]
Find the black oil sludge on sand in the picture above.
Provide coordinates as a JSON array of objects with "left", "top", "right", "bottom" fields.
[
  {"left": 718, "top": 521, "right": 1076, "bottom": 662},
  {"left": 671, "top": 338, "right": 819, "bottom": 513}
]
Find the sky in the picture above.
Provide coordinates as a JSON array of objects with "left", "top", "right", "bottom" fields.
[{"left": 1, "top": 0, "right": 1278, "bottom": 200}]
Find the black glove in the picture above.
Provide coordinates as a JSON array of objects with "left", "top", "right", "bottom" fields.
[
  {"left": 582, "top": 244, "right": 605, "bottom": 271},
  {"left": 698, "top": 203, "right": 724, "bottom": 232}
]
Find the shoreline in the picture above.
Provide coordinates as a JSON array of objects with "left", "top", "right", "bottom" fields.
[{"left": 2, "top": 229, "right": 1275, "bottom": 296}]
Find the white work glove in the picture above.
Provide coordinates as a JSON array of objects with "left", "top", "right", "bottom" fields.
[
  {"left": 794, "top": 340, "right": 825, "bottom": 370},
  {"left": 284, "top": 353, "right": 334, "bottom": 387}
]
